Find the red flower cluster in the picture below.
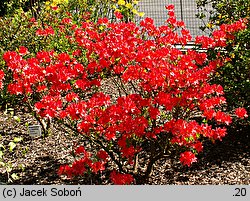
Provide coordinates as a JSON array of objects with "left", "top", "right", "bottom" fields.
[
  {"left": 235, "top": 108, "right": 248, "bottom": 119},
  {"left": 36, "top": 26, "right": 55, "bottom": 36},
  {"left": 110, "top": 171, "right": 134, "bottom": 185},
  {"left": 180, "top": 151, "right": 197, "bottom": 167},
  {"left": 58, "top": 146, "right": 109, "bottom": 178},
  {"left": 195, "top": 18, "right": 247, "bottom": 48}
]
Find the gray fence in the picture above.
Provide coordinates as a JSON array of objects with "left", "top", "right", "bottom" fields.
[{"left": 137, "top": 0, "right": 213, "bottom": 37}]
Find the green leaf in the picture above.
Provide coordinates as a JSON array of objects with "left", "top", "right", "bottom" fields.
[
  {"left": 22, "top": 147, "right": 29, "bottom": 156},
  {"left": 18, "top": 164, "right": 25, "bottom": 172},
  {"left": 13, "top": 116, "right": 21, "bottom": 123},
  {"left": 11, "top": 173, "right": 19, "bottom": 180},
  {"left": 6, "top": 165, "right": 12, "bottom": 173},
  {"left": 185, "top": 136, "right": 194, "bottom": 142},
  {"left": 0, "top": 161, "right": 5, "bottom": 167},
  {"left": 202, "top": 118, "right": 207, "bottom": 124},
  {"left": 13, "top": 137, "right": 23, "bottom": 143},
  {"left": 0, "top": 151, "right": 3, "bottom": 158},
  {"left": 0, "top": 144, "right": 5, "bottom": 150},
  {"left": 7, "top": 108, "right": 14, "bottom": 116},
  {"left": 8, "top": 142, "right": 16, "bottom": 152}
]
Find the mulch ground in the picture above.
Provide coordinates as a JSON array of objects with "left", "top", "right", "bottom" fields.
[{"left": 0, "top": 110, "right": 249, "bottom": 185}]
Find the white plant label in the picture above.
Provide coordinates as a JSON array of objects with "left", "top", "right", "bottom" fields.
[{"left": 28, "top": 125, "right": 42, "bottom": 138}]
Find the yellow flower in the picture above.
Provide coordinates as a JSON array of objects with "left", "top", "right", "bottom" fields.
[
  {"left": 51, "top": 2, "right": 57, "bottom": 7},
  {"left": 132, "top": 9, "right": 138, "bottom": 14},
  {"left": 206, "top": 23, "right": 214, "bottom": 29},
  {"left": 125, "top": 3, "right": 133, "bottom": 9},
  {"left": 118, "top": 0, "right": 126, "bottom": 6},
  {"left": 45, "top": 0, "right": 52, "bottom": 9},
  {"left": 138, "top": 12, "right": 145, "bottom": 17},
  {"left": 132, "top": 0, "right": 139, "bottom": 5},
  {"left": 45, "top": 0, "right": 68, "bottom": 10},
  {"left": 52, "top": 0, "right": 59, "bottom": 4},
  {"left": 131, "top": 8, "right": 144, "bottom": 17},
  {"left": 52, "top": 0, "right": 68, "bottom": 6}
]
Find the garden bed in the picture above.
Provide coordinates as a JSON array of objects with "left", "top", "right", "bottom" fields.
[{"left": 0, "top": 110, "right": 249, "bottom": 185}]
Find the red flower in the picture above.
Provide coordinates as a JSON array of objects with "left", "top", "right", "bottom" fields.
[
  {"left": 71, "top": 159, "right": 87, "bottom": 175},
  {"left": 19, "top": 46, "right": 28, "bottom": 55},
  {"left": 36, "top": 26, "right": 55, "bottom": 36},
  {"left": 110, "top": 171, "right": 134, "bottom": 185},
  {"left": 177, "top": 20, "right": 185, "bottom": 27},
  {"left": 192, "top": 142, "right": 203, "bottom": 153},
  {"left": 203, "top": 109, "right": 215, "bottom": 120},
  {"left": 66, "top": 92, "right": 79, "bottom": 102},
  {"left": 121, "top": 146, "right": 136, "bottom": 158},
  {"left": 36, "top": 85, "right": 47, "bottom": 92},
  {"left": 36, "top": 51, "right": 52, "bottom": 63},
  {"left": 34, "top": 95, "right": 62, "bottom": 118},
  {"left": 77, "top": 121, "right": 91, "bottom": 133},
  {"left": 214, "top": 111, "right": 232, "bottom": 125},
  {"left": 180, "top": 151, "right": 197, "bottom": 167},
  {"left": 51, "top": 6, "right": 58, "bottom": 11},
  {"left": 168, "top": 11, "right": 175, "bottom": 17},
  {"left": 97, "top": 150, "right": 109, "bottom": 161},
  {"left": 148, "top": 106, "right": 160, "bottom": 120},
  {"left": 213, "top": 127, "right": 227, "bottom": 141},
  {"left": 0, "top": 70, "right": 4, "bottom": 80},
  {"left": 57, "top": 53, "right": 71, "bottom": 63},
  {"left": 235, "top": 108, "right": 248, "bottom": 119},
  {"left": 29, "top": 17, "right": 36, "bottom": 23},
  {"left": 58, "top": 165, "right": 66, "bottom": 175},
  {"left": 97, "top": 17, "right": 109, "bottom": 25},
  {"left": 91, "top": 161, "right": 106, "bottom": 173},
  {"left": 114, "top": 11, "right": 123, "bottom": 20},
  {"left": 58, "top": 165, "right": 73, "bottom": 178},
  {"left": 75, "top": 146, "right": 86, "bottom": 155},
  {"left": 73, "top": 49, "right": 82, "bottom": 57},
  {"left": 61, "top": 17, "right": 72, "bottom": 25},
  {"left": 104, "top": 130, "right": 116, "bottom": 140},
  {"left": 165, "top": 4, "right": 175, "bottom": 11}
]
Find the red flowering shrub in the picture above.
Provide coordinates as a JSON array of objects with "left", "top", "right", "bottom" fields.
[{"left": 2, "top": 5, "right": 248, "bottom": 184}]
